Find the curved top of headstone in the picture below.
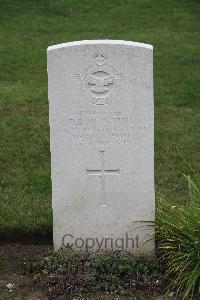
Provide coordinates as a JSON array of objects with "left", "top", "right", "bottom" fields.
[{"left": 47, "top": 39, "right": 153, "bottom": 52}]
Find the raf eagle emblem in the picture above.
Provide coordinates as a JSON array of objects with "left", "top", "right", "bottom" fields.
[
  {"left": 84, "top": 74, "right": 116, "bottom": 95},
  {"left": 79, "top": 52, "right": 121, "bottom": 105}
]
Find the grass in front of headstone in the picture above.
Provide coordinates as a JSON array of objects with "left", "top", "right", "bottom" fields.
[
  {"left": 0, "top": 1, "right": 199, "bottom": 231},
  {"left": 33, "top": 249, "right": 164, "bottom": 299}
]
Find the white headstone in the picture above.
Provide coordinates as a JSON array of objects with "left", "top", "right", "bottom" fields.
[{"left": 48, "top": 40, "right": 154, "bottom": 256}]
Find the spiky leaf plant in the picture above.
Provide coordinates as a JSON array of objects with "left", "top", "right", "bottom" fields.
[{"left": 156, "top": 175, "right": 200, "bottom": 298}]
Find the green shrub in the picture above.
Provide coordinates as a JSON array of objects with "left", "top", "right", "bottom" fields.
[{"left": 156, "top": 175, "right": 200, "bottom": 298}]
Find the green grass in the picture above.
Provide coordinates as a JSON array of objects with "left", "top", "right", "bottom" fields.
[{"left": 0, "top": 0, "right": 200, "bottom": 231}]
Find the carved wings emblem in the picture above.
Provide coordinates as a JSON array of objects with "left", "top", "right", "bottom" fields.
[{"left": 85, "top": 75, "right": 116, "bottom": 94}]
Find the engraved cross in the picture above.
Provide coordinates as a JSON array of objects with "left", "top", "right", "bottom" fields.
[{"left": 86, "top": 151, "right": 120, "bottom": 206}]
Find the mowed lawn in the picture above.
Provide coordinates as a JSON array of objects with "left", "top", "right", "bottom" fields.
[{"left": 0, "top": 0, "right": 199, "bottom": 232}]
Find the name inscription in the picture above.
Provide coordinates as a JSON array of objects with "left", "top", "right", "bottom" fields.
[{"left": 64, "top": 109, "right": 146, "bottom": 146}]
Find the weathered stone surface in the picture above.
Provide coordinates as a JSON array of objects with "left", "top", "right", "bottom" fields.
[{"left": 48, "top": 40, "right": 154, "bottom": 256}]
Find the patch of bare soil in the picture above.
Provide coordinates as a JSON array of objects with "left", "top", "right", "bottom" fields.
[
  {"left": 0, "top": 244, "right": 52, "bottom": 300},
  {"left": 0, "top": 244, "right": 179, "bottom": 300}
]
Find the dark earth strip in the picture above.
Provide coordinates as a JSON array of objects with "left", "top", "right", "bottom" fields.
[
  {"left": 0, "top": 244, "right": 180, "bottom": 300},
  {"left": 0, "top": 231, "right": 53, "bottom": 245}
]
